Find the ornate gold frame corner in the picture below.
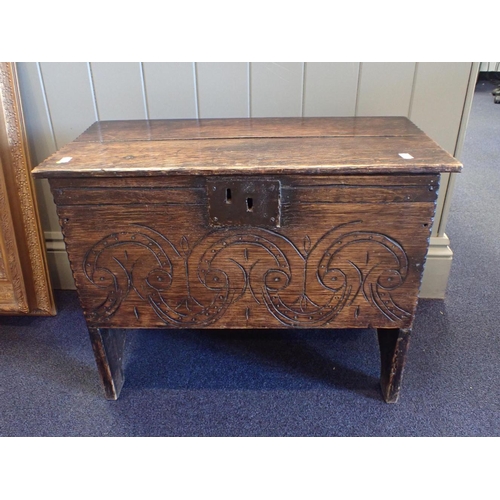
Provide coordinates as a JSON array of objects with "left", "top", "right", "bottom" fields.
[{"left": 0, "top": 62, "right": 55, "bottom": 315}]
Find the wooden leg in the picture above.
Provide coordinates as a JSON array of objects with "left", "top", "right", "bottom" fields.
[
  {"left": 377, "top": 327, "right": 411, "bottom": 403},
  {"left": 88, "top": 327, "right": 127, "bottom": 400}
]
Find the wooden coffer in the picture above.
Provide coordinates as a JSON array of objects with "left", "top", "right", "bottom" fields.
[{"left": 32, "top": 117, "right": 462, "bottom": 402}]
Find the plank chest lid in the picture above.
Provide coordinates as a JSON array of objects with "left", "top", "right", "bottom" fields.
[{"left": 31, "top": 117, "right": 462, "bottom": 178}]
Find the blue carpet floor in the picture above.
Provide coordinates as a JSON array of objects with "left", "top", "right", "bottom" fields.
[{"left": 1, "top": 80, "right": 499, "bottom": 436}]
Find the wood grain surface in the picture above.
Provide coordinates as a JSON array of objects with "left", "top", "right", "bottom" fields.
[
  {"left": 74, "top": 117, "right": 425, "bottom": 142},
  {"left": 52, "top": 174, "right": 437, "bottom": 331},
  {"left": 32, "top": 117, "right": 462, "bottom": 178}
]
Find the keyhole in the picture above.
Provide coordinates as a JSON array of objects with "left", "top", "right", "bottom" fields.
[
  {"left": 226, "top": 188, "right": 232, "bottom": 204},
  {"left": 246, "top": 197, "right": 253, "bottom": 212}
]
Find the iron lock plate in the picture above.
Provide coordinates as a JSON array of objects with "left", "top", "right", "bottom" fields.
[{"left": 207, "top": 178, "right": 281, "bottom": 228}]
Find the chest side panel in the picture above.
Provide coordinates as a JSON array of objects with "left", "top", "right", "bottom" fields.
[{"left": 51, "top": 174, "right": 439, "bottom": 329}]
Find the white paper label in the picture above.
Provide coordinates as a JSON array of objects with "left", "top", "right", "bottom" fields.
[
  {"left": 399, "top": 153, "right": 414, "bottom": 159},
  {"left": 57, "top": 157, "right": 73, "bottom": 163}
]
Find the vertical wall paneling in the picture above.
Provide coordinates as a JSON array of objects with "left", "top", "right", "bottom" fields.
[
  {"left": 303, "top": 63, "right": 360, "bottom": 117},
  {"left": 39, "top": 62, "right": 97, "bottom": 148},
  {"left": 250, "top": 62, "right": 303, "bottom": 117},
  {"left": 139, "top": 63, "right": 149, "bottom": 120},
  {"left": 356, "top": 62, "right": 416, "bottom": 116},
  {"left": 437, "top": 62, "right": 479, "bottom": 237},
  {"left": 410, "top": 62, "right": 473, "bottom": 153},
  {"left": 247, "top": 62, "right": 252, "bottom": 118},
  {"left": 87, "top": 63, "right": 99, "bottom": 121},
  {"left": 90, "top": 62, "right": 146, "bottom": 120},
  {"left": 16, "top": 63, "right": 58, "bottom": 234},
  {"left": 142, "top": 63, "right": 197, "bottom": 119},
  {"left": 196, "top": 63, "right": 249, "bottom": 118},
  {"left": 479, "top": 62, "right": 500, "bottom": 72},
  {"left": 453, "top": 63, "right": 480, "bottom": 161},
  {"left": 16, "top": 63, "right": 56, "bottom": 166},
  {"left": 193, "top": 62, "right": 200, "bottom": 119},
  {"left": 301, "top": 62, "right": 305, "bottom": 116},
  {"left": 410, "top": 62, "right": 473, "bottom": 237}
]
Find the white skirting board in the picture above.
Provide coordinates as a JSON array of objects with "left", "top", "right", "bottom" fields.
[
  {"left": 419, "top": 235, "right": 454, "bottom": 299},
  {"left": 44, "top": 232, "right": 75, "bottom": 290},
  {"left": 44, "top": 232, "right": 455, "bottom": 299}
]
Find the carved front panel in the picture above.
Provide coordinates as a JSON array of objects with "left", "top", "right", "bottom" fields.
[{"left": 52, "top": 175, "right": 438, "bottom": 329}]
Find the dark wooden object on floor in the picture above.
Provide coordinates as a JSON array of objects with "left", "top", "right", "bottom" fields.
[
  {"left": 377, "top": 327, "right": 411, "bottom": 403},
  {"left": 32, "top": 117, "right": 462, "bottom": 402},
  {"left": 88, "top": 327, "right": 127, "bottom": 400}
]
